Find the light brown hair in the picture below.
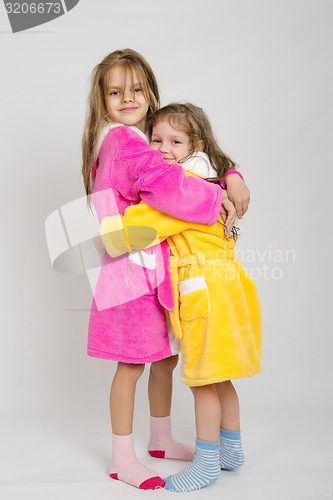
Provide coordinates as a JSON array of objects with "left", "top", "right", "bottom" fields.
[
  {"left": 82, "top": 49, "right": 160, "bottom": 196},
  {"left": 149, "top": 103, "right": 240, "bottom": 241},
  {"left": 148, "top": 102, "right": 238, "bottom": 183}
]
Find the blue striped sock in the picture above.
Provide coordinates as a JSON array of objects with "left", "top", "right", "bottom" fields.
[
  {"left": 164, "top": 439, "right": 220, "bottom": 492},
  {"left": 219, "top": 429, "right": 244, "bottom": 470}
]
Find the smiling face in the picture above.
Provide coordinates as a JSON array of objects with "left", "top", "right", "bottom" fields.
[
  {"left": 104, "top": 65, "right": 149, "bottom": 132},
  {"left": 150, "top": 119, "right": 193, "bottom": 164}
]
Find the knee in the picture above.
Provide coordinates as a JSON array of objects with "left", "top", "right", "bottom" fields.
[
  {"left": 191, "top": 384, "right": 216, "bottom": 398},
  {"left": 151, "top": 355, "right": 179, "bottom": 375},
  {"left": 217, "top": 380, "right": 235, "bottom": 395},
  {"left": 116, "top": 362, "right": 145, "bottom": 383}
]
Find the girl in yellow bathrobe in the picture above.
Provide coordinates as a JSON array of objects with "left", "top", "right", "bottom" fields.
[{"left": 101, "top": 103, "right": 261, "bottom": 492}]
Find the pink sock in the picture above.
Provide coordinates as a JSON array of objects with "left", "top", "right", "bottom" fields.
[
  {"left": 148, "top": 416, "right": 195, "bottom": 461},
  {"left": 109, "top": 433, "right": 165, "bottom": 490}
]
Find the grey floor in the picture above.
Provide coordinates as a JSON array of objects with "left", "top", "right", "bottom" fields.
[{"left": 1, "top": 405, "right": 332, "bottom": 500}]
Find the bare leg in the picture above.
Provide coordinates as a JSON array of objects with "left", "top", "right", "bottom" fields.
[
  {"left": 147, "top": 355, "right": 194, "bottom": 460},
  {"left": 191, "top": 385, "right": 221, "bottom": 442},
  {"left": 215, "top": 380, "right": 240, "bottom": 431},
  {"left": 110, "top": 362, "right": 145, "bottom": 435},
  {"left": 216, "top": 380, "right": 244, "bottom": 470},
  {"left": 108, "top": 362, "right": 164, "bottom": 490},
  {"left": 148, "top": 355, "right": 178, "bottom": 417}
]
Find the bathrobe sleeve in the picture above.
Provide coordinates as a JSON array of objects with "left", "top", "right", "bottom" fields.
[
  {"left": 100, "top": 200, "right": 213, "bottom": 258},
  {"left": 108, "top": 127, "right": 222, "bottom": 225}
]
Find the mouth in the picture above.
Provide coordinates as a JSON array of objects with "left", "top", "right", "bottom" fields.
[{"left": 119, "top": 107, "right": 138, "bottom": 113}]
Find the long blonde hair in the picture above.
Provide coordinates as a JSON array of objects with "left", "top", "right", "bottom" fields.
[
  {"left": 82, "top": 48, "right": 160, "bottom": 196},
  {"left": 148, "top": 102, "right": 238, "bottom": 183}
]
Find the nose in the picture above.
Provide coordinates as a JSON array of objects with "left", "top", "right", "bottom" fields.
[
  {"left": 122, "top": 88, "right": 134, "bottom": 103},
  {"left": 159, "top": 141, "right": 169, "bottom": 153}
]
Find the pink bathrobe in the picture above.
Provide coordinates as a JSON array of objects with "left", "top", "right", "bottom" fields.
[{"left": 87, "top": 124, "right": 222, "bottom": 363}]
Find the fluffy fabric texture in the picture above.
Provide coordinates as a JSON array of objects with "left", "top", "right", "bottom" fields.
[
  {"left": 92, "top": 126, "right": 222, "bottom": 224},
  {"left": 116, "top": 191, "right": 262, "bottom": 385},
  {"left": 88, "top": 125, "right": 223, "bottom": 363}
]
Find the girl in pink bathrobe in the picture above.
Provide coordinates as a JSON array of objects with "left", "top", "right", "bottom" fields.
[{"left": 81, "top": 48, "right": 250, "bottom": 490}]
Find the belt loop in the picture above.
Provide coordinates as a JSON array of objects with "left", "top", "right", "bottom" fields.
[{"left": 196, "top": 251, "right": 206, "bottom": 267}]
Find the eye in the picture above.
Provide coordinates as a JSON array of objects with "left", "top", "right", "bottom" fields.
[
  {"left": 134, "top": 87, "right": 142, "bottom": 93},
  {"left": 151, "top": 138, "right": 161, "bottom": 143},
  {"left": 109, "top": 90, "right": 120, "bottom": 96},
  {"left": 172, "top": 140, "right": 182, "bottom": 145}
]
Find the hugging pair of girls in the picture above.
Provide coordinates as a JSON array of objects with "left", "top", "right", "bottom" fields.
[{"left": 82, "top": 48, "right": 261, "bottom": 493}]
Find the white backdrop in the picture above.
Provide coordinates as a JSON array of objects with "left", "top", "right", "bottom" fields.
[{"left": 1, "top": 1, "right": 332, "bottom": 499}]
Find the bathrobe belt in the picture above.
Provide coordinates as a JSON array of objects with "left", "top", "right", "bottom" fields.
[{"left": 169, "top": 250, "right": 234, "bottom": 340}]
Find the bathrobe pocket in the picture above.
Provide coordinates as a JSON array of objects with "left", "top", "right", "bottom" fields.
[{"left": 179, "top": 276, "right": 210, "bottom": 321}]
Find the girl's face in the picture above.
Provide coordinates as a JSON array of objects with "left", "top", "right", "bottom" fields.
[
  {"left": 104, "top": 65, "right": 149, "bottom": 132},
  {"left": 150, "top": 119, "right": 192, "bottom": 164}
]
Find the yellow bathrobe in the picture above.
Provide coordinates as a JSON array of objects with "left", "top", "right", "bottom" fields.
[{"left": 101, "top": 173, "right": 261, "bottom": 387}]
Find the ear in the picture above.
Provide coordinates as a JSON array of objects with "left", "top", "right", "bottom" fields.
[{"left": 196, "top": 140, "right": 205, "bottom": 152}]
